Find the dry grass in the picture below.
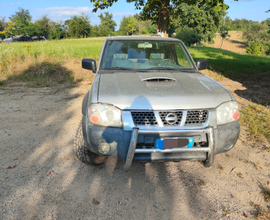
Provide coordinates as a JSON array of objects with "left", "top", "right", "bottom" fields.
[
  {"left": 240, "top": 104, "right": 270, "bottom": 143},
  {"left": 0, "top": 56, "right": 94, "bottom": 87},
  {"left": 0, "top": 39, "right": 101, "bottom": 86}
]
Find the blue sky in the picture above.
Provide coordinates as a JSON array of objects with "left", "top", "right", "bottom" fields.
[{"left": 0, "top": 0, "right": 269, "bottom": 30}]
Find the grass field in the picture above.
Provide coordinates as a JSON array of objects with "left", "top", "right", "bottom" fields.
[
  {"left": 0, "top": 39, "right": 103, "bottom": 61},
  {"left": 1, "top": 39, "right": 270, "bottom": 83},
  {"left": 0, "top": 38, "right": 269, "bottom": 144},
  {"left": 0, "top": 39, "right": 103, "bottom": 86},
  {"left": 189, "top": 46, "right": 270, "bottom": 79}
]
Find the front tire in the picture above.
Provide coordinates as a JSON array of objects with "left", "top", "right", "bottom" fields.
[{"left": 74, "top": 121, "right": 107, "bottom": 166}]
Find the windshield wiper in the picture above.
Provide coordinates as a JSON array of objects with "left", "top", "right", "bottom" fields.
[
  {"left": 103, "top": 67, "right": 135, "bottom": 70},
  {"left": 147, "top": 67, "right": 193, "bottom": 72},
  {"left": 147, "top": 67, "right": 181, "bottom": 71}
]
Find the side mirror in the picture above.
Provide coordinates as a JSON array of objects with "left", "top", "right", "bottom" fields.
[
  {"left": 196, "top": 59, "right": 208, "bottom": 70},
  {"left": 82, "top": 58, "right": 96, "bottom": 73}
]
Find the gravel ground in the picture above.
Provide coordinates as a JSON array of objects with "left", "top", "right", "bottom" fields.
[{"left": 0, "top": 83, "right": 269, "bottom": 220}]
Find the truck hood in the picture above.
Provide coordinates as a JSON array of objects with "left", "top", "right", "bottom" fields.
[{"left": 98, "top": 71, "right": 232, "bottom": 110}]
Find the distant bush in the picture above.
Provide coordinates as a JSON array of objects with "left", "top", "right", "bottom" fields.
[
  {"left": 260, "top": 42, "right": 270, "bottom": 56},
  {"left": 246, "top": 42, "right": 261, "bottom": 55},
  {"left": 243, "top": 22, "right": 269, "bottom": 43},
  {"left": 175, "top": 27, "right": 202, "bottom": 46},
  {"left": 243, "top": 22, "right": 270, "bottom": 55}
]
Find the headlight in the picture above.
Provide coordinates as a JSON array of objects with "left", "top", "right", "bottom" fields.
[
  {"left": 89, "top": 104, "right": 122, "bottom": 127},
  {"left": 217, "top": 101, "right": 240, "bottom": 125}
]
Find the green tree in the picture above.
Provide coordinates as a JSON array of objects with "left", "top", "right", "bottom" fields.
[
  {"left": 219, "top": 29, "right": 230, "bottom": 49},
  {"left": 127, "top": 16, "right": 138, "bottom": 35},
  {"left": 0, "top": 21, "right": 16, "bottom": 38},
  {"left": 0, "top": 16, "right": 7, "bottom": 39},
  {"left": 0, "top": 16, "right": 7, "bottom": 31},
  {"left": 68, "top": 14, "right": 91, "bottom": 38},
  {"left": 220, "top": 16, "right": 234, "bottom": 31},
  {"left": 9, "top": 7, "right": 32, "bottom": 35},
  {"left": 119, "top": 15, "right": 139, "bottom": 35},
  {"left": 146, "top": 24, "right": 158, "bottom": 34},
  {"left": 175, "top": 27, "right": 202, "bottom": 46},
  {"left": 63, "top": 20, "right": 70, "bottom": 38},
  {"left": 26, "top": 23, "right": 39, "bottom": 36},
  {"left": 134, "top": 13, "right": 154, "bottom": 34},
  {"left": 243, "top": 22, "right": 269, "bottom": 43},
  {"left": 261, "top": 18, "right": 270, "bottom": 28},
  {"left": 35, "top": 15, "right": 52, "bottom": 38},
  {"left": 246, "top": 42, "right": 261, "bottom": 55},
  {"left": 119, "top": 16, "right": 130, "bottom": 35},
  {"left": 50, "top": 22, "right": 64, "bottom": 39},
  {"left": 119, "top": 14, "right": 156, "bottom": 35},
  {"left": 90, "top": 0, "right": 237, "bottom": 35},
  {"left": 173, "top": 1, "right": 227, "bottom": 43},
  {"left": 91, "top": 24, "right": 100, "bottom": 37},
  {"left": 98, "top": 12, "right": 117, "bottom": 36},
  {"left": 243, "top": 22, "right": 270, "bottom": 55}
]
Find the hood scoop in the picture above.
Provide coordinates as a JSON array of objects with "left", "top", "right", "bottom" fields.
[
  {"left": 143, "top": 77, "right": 176, "bottom": 82},
  {"left": 143, "top": 77, "right": 176, "bottom": 87},
  {"left": 143, "top": 77, "right": 176, "bottom": 86},
  {"left": 139, "top": 73, "right": 176, "bottom": 86}
]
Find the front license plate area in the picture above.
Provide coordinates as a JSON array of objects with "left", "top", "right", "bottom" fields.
[{"left": 155, "top": 138, "right": 193, "bottom": 150}]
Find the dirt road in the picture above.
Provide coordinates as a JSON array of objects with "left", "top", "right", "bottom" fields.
[{"left": 0, "top": 81, "right": 269, "bottom": 220}]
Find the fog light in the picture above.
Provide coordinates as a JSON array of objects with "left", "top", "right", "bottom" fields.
[{"left": 98, "top": 143, "right": 111, "bottom": 155}]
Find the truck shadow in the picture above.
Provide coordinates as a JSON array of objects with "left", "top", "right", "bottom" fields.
[{"left": 89, "top": 96, "right": 218, "bottom": 219}]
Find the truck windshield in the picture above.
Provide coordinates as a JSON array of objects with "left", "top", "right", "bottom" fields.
[{"left": 100, "top": 40, "right": 195, "bottom": 70}]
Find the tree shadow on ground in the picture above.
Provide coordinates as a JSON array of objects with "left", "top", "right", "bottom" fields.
[
  {"left": 0, "top": 62, "right": 229, "bottom": 219},
  {"left": 0, "top": 60, "right": 90, "bottom": 88},
  {"left": 0, "top": 83, "right": 226, "bottom": 219},
  {"left": 229, "top": 40, "right": 247, "bottom": 49}
]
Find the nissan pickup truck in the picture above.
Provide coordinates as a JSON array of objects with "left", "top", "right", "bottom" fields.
[{"left": 74, "top": 36, "right": 240, "bottom": 170}]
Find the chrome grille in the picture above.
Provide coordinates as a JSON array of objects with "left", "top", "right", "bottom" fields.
[
  {"left": 185, "top": 110, "right": 208, "bottom": 124},
  {"left": 131, "top": 110, "right": 208, "bottom": 127},
  {"left": 159, "top": 111, "right": 183, "bottom": 126},
  {"left": 131, "top": 112, "right": 158, "bottom": 126}
]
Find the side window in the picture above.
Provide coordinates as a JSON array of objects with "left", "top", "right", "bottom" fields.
[{"left": 176, "top": 44, "right": 192, "bottom": 68}]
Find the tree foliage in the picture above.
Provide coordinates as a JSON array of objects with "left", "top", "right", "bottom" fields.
[
  {"left": 0, "top": 16, "right": 7, "bottom": 39},
  {"left": 0, "top": 16, "right": 7, "bottom": 31},
  {"left": 67, "top": 14, "right": 92, "bottom": 38},
  {"left": 90, "top": 0, "right": 236, "bottom": 33},
  {"left": 0, "top": 21, "right": 16, "bottom": 38},
  {"left": 175, "top": 27, "right": 202, "bottom": 46},
  {"left": 119, "top": 14, "right": 156, "bottom": 35},
  {"left": 119, "top": 16, "right": 139, "bottom": 35},
  {"left": 242, "top": 22, "right": 270, "bottom": 55},
  {"left": 220, "top": 17, "right": 256, "bottom": 31},
  {"left": 246, "top": 42, "right": 261, "bottom": 55},
  {"left": 98, "top": 12, "right": 117, "bottom": 36},
  {"left": 243, "top": 22, "right": 270, "bottom": 44},
  {"left": 173, "top": 1, "right": 227, "bottom": 43},
  {"left": 119, "top": 16, "right": 131, "bottom": 35},
  {"left": 35, "top": 15, "right": 52, "bottom": 38},
  {"left": 9, "top": 7, "right": 32, "bottom": 35}
]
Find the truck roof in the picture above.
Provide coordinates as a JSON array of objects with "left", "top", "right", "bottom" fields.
[{"left": 105, "top": 36, "right": 182, "bottom": 42}]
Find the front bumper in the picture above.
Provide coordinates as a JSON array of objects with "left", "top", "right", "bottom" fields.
[{"left": 83, "top": 116, "right": 240, "bottom": 169}]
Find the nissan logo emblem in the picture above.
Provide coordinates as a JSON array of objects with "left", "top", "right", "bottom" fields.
[{"left": 165, "top": 113, "right": 178, "bottom": 125}]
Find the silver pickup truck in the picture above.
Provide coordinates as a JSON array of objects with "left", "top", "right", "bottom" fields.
[{"left": 74, "top": 36, "right": 240, "bottom": 170}]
